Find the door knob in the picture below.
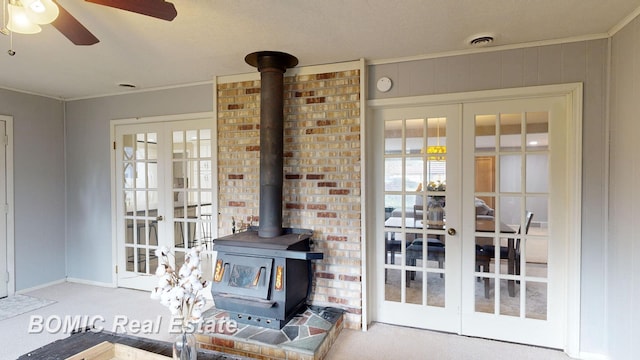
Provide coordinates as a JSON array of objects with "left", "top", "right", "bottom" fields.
[
  {"left": 447, "top": 227, "right": 457, "bottom": 236},
  {"left": 156, "top": 215, "right": 164, "bottom": 221}
]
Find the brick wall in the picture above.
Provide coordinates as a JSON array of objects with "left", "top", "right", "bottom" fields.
[{"left": 217, "top": 68, "right": 362, "bottom": 329}]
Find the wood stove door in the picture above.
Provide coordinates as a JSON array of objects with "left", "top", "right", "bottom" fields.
[{"left": 114, "top": 116, "right": 215, "bottom": 290}]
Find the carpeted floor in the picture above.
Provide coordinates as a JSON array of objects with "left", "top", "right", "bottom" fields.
[
  {"left": 1, "top": 282, "right": 572, "bottom": 360},
  {"left": 0, "top": 295, "right": 56, "bottom": 321}
]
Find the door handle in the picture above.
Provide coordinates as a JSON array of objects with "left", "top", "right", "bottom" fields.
[
  {"left": 156, "top": 215, "right": 164, "bottom": 221},
  {"left": 447, "top": 227, "right": 457, "bottom": 236}
]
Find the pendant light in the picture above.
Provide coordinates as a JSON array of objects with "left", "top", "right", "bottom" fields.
[{"left": 426, "top": 118, "right": 446, "bottom": 161}]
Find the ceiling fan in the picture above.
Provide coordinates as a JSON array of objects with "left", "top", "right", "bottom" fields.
[{"left": 4, "top": 0, "right": 177, "bottom": 46}]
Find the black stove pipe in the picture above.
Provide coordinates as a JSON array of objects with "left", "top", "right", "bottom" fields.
[{"left": 245, "top": 51, "right": 298, "bottom": 238}]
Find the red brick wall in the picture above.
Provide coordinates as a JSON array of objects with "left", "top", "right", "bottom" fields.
[{"left": 217, "top": 69, "right": 362, "bottom": 328}]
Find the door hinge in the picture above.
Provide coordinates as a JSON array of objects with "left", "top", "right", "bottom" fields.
[
  {"left": 4, "top": 271, "right": 9, "bottom": 283},
  {"left": 115, "top": 265, "right": 118, "bottom": 274},
  {"left": 113, "top": 141, "right": 116, "bottom": 150}
]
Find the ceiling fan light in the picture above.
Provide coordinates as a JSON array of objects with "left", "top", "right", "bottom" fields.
[
  {"left": 22, "top": 0, "right": 59, "bottom": 24},
  {"left": 7, "top": 3, "right": 42, "bottom": 34}
]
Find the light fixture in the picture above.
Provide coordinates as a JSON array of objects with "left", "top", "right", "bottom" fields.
[
  {"left": 425, "top": 118, "right": 446, "bottom": 160},
  {"left": 5, "top": 0, "right": 59, "bottom": 34},
  {"left": 23, "top": 0, "right": 59, "bottom": 25},
  {"left": 7, "top": 3, "right": 41, "bottom": 34}
]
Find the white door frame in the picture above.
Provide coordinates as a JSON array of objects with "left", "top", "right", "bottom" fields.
[
  {"left": 109, "top": 112, "right": 217, "bottom": 287},
  {"left": 366, "top": 83, "right": 582, "bottom": 355},
  {"left": 0, "top": 115, "right": 15, "bottom": 297}
]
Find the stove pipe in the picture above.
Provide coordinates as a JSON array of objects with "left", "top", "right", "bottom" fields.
[{"left": 245, "top": 51, "right": 298, "bottom": 238}]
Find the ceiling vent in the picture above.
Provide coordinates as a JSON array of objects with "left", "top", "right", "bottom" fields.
[{"left": 469, "top": 35, "right": 495, "bottom": 47}]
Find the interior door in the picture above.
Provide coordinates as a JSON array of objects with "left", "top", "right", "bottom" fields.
[
  {"left": 115, "top": 117, "right": 214, "bottom": 290},
  {"left": 375, "top": 104, "right": 462, "bottom": 333},
  {"left": 460, "top": 96, "right": 568, "bottom": 348}
]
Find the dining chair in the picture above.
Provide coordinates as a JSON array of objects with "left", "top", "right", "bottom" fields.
[
  {"left": 405, "top": 237, "right": 445, "bottom": 287},
  {"left": 476, "top": 211, "right": 534, "bottom": 298}
]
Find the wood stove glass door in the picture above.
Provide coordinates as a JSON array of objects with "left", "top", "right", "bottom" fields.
[
  {"left": 114, "top": 116, "right": 215, "bottom": 290},
  {"left": 376, "top": 104, "right": 462, "bottom": 333}
]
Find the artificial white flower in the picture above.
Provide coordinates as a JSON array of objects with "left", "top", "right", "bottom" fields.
[
  {"left": 155, "top": 264, "right": 167, "bottom": 277},
  {"left": 155, "top": 246, "right": 170, "bottom": 258},
  {"left": 150, "top": 245, "right": 209, "bottom": 331}
]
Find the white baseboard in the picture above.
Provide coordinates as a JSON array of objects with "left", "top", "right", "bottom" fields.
[
  {"left": 66, "top": 277, "right": 116, "bottom": 288},
  {"left": 15, "top": 278, "right": 66, "bottom": 294},
  {"left": 578, "top": 352, "right": 609, "bottom": 360}
]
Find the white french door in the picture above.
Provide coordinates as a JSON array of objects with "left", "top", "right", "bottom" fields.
[
  {"left": 374, "top": 104, "right": 462, "bottom": 332},
  {"left": 460, "top": 96, "right": 569, "bottom": 348},
  {"left": 372, "top": 87, "right": 579, "bottom": 350},
  {"left": 114, "top": 116, "right": 215, "bottom": 290}
]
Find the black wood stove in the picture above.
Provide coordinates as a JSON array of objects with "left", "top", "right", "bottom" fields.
[
  {"left": 212, "top": 227, "right": 323, "bottom": 329},
  {"left": 211, "top": 51, "right": 324, "bottom": 329}
]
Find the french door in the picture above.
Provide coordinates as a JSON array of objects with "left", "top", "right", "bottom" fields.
[
  {"left": 375, "top": 104, "right": 462, "bottom": 332},
  {"left": 114, "top": 116, "right": 215, "bottom": 290},
  {"left": 460, "top": 96, "right": 568, "bottom": 348},
  {"left": 373, "top": 89, "right": 577, "bottom": 349}
]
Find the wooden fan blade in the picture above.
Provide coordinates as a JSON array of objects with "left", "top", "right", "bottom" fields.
[
  {"left": 51, "top": 0, "right": 100, "bottom": 45},
  {"left": 85, "top": 0, "right": 177, "bottom": 21}
]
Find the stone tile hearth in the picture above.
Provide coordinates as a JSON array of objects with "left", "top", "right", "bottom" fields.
[{"left": 197, "top": 306, "right": 344, "bottom": 360}]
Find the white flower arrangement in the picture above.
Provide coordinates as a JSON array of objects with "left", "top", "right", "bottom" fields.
[{"left": 151, "top": 246, "right": 208, "bottom": 331}]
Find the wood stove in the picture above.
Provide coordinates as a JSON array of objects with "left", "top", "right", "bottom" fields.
[
  {"left": 211, "top": 51, "right": 324, "bottom": 329},
  {"left": 212, "top": 227, "right": 323, "bottom": 329}
]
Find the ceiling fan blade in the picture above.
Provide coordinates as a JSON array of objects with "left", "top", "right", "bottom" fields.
[
  {"left": 51, "top": 0, "right": 100, "bottom": 45},
  {"left": 85, "top": 0, "right": 177, "bottom": 21}
]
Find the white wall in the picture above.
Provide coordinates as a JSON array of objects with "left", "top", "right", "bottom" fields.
[
  {"left": 0, "top": 89, "right": 65, "bottom": 291},
  {"left": 608, "top": 15, "right": 640, "bottom": 359},
  {"left": 64, "top": 84, "right": 213, "bottom": 284},
  {"left": 368, "top": 39, "right": 609, "bottom": 354}
]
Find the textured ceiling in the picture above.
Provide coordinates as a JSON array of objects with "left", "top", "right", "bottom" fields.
[{"left": 1, "top": 0, "right": 639, "bottom": 99}]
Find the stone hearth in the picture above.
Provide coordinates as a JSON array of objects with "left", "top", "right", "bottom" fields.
[{"left": 197, "top": 306, "right": 344, "bottom": 360}]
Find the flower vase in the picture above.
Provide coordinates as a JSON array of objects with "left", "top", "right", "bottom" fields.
[
  {"left": 173, "top": 330, "right": 197, "bottom": 360},
  {"left": 427, "top": 199, "right": 445, "bottom": 227}
]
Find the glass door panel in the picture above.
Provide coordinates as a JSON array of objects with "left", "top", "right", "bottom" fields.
[
  {"left": 121, "top": 132, "right": 160, "bottom": 277},
  {"left": 376, "top": 104, "right": 461, "bottom": 333},
  {"left": 169, "top": 126, "right": 214, "bottom": 278}
]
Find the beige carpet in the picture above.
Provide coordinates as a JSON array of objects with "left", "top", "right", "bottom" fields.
[
  {"left": 327, "top": 322, "right": 572, "bottom": 360},
  {"left": 3, "top": 282, "right": 570, "bottom": 360},
  {"left": 385, "top": 262, "right": 547, "bottom": 320}
]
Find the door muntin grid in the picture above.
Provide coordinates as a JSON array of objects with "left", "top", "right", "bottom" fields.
[
  {"left": 383, "top": 116, "right": 449, "bottom": 307},
  {"left": 122, "top": 132, "right": 159, "bottom": 275},
  {"left": 473, "top": 111, "right": 549, "bottom": 319},
  {"left": 171, "top": 128, "right": 214, "bottom": 269},
  {"left": 117, "top": 120, "right": 215, "bottom": 286}
]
